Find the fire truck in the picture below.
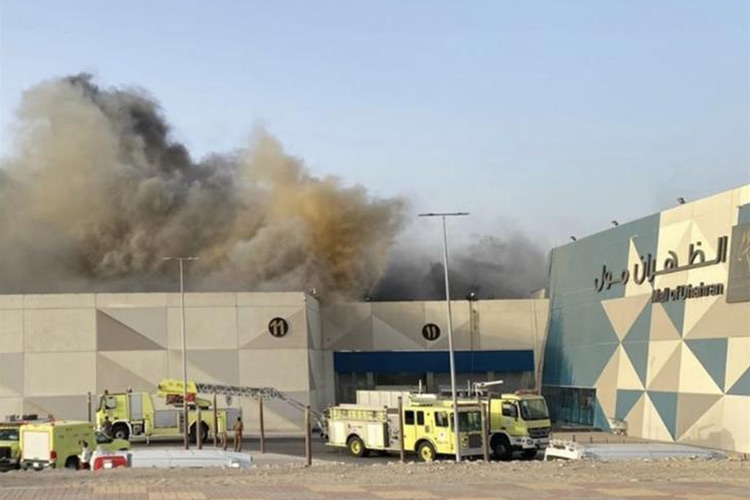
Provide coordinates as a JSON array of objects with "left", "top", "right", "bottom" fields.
[
  {"left": 486, "top": 392, "right": 551, "bottom": 460},
  {"left": 327, "top": 392, "right": 484, "bottom": 461},
  {"left": 466, "top": 382, "right": 550, "bottom": 460},
  {"left": 1, "top": 415, "right": 52, "bottom": 470},
  {"left": 328, "top": 388, "right": 551, "bottom": 461},
  {"left": 0, "top": 422, "right": 21, "bottom": 470},
  {"left": 96, "top": 379, "right": 323, "bottom": 442}
]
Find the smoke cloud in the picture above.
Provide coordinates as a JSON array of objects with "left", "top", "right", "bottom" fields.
[
  {"left": 0, "top": 74, "right": 405, "bottom": 298},
  {"left": 369, "top": 232, "right": 548, "bottom": 301},
  {"left": 0, "top": 74, "right": 548, "bottom": 300}
]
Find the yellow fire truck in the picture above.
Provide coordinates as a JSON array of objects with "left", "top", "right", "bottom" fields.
[
  {"left": 96, "top": 379, "right": 324, "bottom": 443},
  {"left": 20, "top": 420, "right": 129, "bottom": 470},
  {"left": 327, "top": 393, "right": 484, "bottom": 461},
  {"left": 96, "top": 380, "right": 240, "bottom": 442},
  {"left": 0, "top": 423, "right": 21, "bottom": 471},
  {"left": 1, "top": 415, "right": 52, "bottom": 471},
  {"left": 487, "top": 392, "right": 551, "bottom": 460}
]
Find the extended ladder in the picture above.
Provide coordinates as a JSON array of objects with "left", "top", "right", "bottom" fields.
[{"left": 159, "top": 379, "right": 327, "bottom": 432}]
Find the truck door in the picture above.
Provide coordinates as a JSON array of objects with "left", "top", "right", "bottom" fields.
[
  {"left": 433, "top": 411, "right": 451, "bottom": 451},
  {"left": 501, "top": 402, "right": 522, "bottom": 435},
  {"left": 129, "top": 393, "right": 143, "bottom": 421},
  {"left": 415, "top": 410, "right": 429, "bottom": 440},
  {"left": 403, "top": 410, "right": 416, "bottom": 450}
]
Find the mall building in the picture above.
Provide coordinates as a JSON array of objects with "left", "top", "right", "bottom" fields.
[
  {"left": 0, "top": 185, "right": 747, "bottom": 453},
  {"left": 542, "top": 185, "right": 749, "bottom": 453},
  {"left": 0, "top": 293, "right": 548, "bottom": 435}
]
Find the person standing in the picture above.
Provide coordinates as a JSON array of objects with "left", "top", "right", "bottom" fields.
[
  {"left": 102, "top": 416, "right": 113, "bottom": 438},
  {"left": 233, "top": 417, "right": 244, "bottom": 452},
  {"left": 79, "top": 441, "right": 92, "bottom": 470}
]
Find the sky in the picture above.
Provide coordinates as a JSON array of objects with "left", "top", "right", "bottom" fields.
[{"left": 1, "top": 0, "right": 748, "bottom": 249}]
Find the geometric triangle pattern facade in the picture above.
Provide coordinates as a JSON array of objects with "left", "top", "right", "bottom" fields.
[
  {"left": 543, "top": 185, "right": 750, "bottom": 454},
  {"left": 727, "top": 368, "right": 750, "bottom": 396},
  {"left": 0, "top": 290, "right": 549, "bottom": 436},
  {"left": 0, "top": 292, "right": 319, "bottom": 434},
  {"left": 684, "top": 339, "right": 727, "bottom": 391}
]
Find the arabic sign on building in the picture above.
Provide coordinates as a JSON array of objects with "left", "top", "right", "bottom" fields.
[
  {"left": 594, "top": 235, "right": 729, "bottom": 291},
  {"left": 727, "top": 222, "right": 750, "bottom": 303},
  {"left": 594, "top": 235, "right": 730, "bottom": 303}
]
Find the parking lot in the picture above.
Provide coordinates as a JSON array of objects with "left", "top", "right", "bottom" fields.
[{"left": 1, "top": 454, "right": 748, "bottom": 500}]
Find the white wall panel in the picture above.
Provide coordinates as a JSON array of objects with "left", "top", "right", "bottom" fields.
[
  {"left": 24, "top": 309, "right": 96, "bottom": 352},
  {"left": 167, "top": 307, "right": 238, "bottom": 350},
  {"left": 0, "top": 310, "right": 23, "bottom": 353},
  {"left": 25, "top": 352, "right": 96, "bottom": 396}
]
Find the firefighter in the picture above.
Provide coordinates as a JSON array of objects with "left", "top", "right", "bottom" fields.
[
  {"left": 233, "top": 417, "right": 244, "bottom": 452},
  {"left": 102, "top": 416, "right": 113, "bottom": 438}
]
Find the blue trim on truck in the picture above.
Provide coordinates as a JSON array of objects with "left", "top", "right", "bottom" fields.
[{"left": 333, "top": 350, "right": 534, "bottom": 374}]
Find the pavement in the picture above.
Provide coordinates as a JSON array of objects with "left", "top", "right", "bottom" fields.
[
  {"left": 143, "top": 432, "right": 715, "bottom": 464},
  {"left": 2, "top": 436, "right": 747, "bottom": 499},
  {"left": 130, "top": 437, "right": 390, "bottom": 464},
  {"left": 1, "top": 476, "right": 748, "bottom": 500}
]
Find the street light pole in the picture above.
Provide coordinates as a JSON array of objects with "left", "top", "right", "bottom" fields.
[
  {"left": 419, "top": 211, "right": 468, "bottom": 461},
  {"left": 164, "top": 256, "right": 199, "bottom": 450}
]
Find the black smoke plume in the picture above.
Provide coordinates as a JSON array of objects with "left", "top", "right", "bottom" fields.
[
  {"left": 0, "top": 74, "right": 547, "bottom": 300},
  {"left": 369, "top": 233, "right": 548, "bottom": 300},
  {"left": 0, "top": 74, "right": 404, "bottom": 298}
]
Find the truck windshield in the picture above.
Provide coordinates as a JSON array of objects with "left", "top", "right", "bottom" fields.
[
  {"left": 98, "top": 395, "right": 117, "bottom": 411},
  {"left": 0, "top": 429, "right": 19, "bottom": 441},
  {"left": 519, "top": 399, "right": 549, "bottom": 420},
  {"left": 457, "top": 411, "right": 482, "bottom": 432}
]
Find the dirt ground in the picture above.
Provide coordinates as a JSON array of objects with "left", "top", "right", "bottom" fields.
[{"left": 1, "top": 457, "right": 748, "bottom": 490}]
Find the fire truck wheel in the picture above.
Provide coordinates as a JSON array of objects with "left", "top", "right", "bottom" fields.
[
  {"left": 417, "top": 441, "right": 436, "bottom": 462},
  {"left": 64, "top": 456, "right": 80, "bottom": 470},
  {"left": 347, "top": 436, "right": 368, "bottom": 457},
  {"left": 491, "top": 435, "right": 512, "bottom": 461},
  {"left": 112, "top": 424, "right": 130, "bottom": 441},
  {"left": 190, "top": 423, "right": 209, "bottom": 444}
]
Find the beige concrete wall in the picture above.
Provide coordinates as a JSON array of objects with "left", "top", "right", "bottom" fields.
[
  {"left": 2, "top": 290, "right": 549, "bottom": 434},
  {"left": 321, "top": 298, "right": 549, "bottom": 365},
  {"left": 0, "top": 309, "right": 23, "bottom": 353},
  {"left": 0, "top": 292, "right": 317, "bottom": 434},
  {"left": 305, "top": 296, "right": 335, "bottom": 413},
  {"left": 24, "top": 309, "right": 96, "bottom": 352},
  {"left": 0, "top": 296, "right": 24, "bottom": 420}
]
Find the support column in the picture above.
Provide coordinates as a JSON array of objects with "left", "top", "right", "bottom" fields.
[{"left": 426, "top": 372, "right": 436, "bottom": 393}]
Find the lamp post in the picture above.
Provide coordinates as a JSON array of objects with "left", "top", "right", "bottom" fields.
[
  {"left": 418, "top": 211, "right": 468, "bottom": 461},
  {"left": 163, "top": 256, "right": 199, "bottom": 450}
]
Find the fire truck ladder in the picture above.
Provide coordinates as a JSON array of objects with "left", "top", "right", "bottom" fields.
[{"left": 192, "top": 382, "right": 327, "bottom": 434}]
